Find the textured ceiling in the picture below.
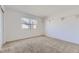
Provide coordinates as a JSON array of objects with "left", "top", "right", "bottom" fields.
[{"left": 5, "top": 5, "right": 79, "bottom": 17}]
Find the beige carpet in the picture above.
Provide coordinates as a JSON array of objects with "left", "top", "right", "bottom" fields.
[{"left": 0, "top": 36, "right": 79, "bottom": 53}]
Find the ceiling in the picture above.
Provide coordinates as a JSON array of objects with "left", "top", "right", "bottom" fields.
[{"left": 5, "top": 5, "right": 79, "bottom": 17}]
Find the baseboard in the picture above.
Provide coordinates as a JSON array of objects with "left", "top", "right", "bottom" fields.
[
  {"left": 45, "top": 35, "right": 79, "bottom": 45},
  {"left": 5, "top": 34, "right": 45, "bottom": 45}
]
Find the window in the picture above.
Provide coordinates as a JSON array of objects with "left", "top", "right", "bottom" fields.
[{"left": 21, "top": 17, "right": 37, "bottom": 29}]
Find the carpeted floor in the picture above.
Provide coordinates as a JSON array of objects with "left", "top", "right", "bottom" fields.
[{"left": 0, "top": 36, "right": 79, "bottom": 53}]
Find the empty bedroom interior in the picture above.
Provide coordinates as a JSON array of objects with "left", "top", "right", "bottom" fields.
[{"left": 0, "top": 5, "right": 79, "bottom": 53}]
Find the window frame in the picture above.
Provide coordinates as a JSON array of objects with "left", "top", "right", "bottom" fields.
[{"left": 21, "top": 17, "right": 37, "bottom": 29}]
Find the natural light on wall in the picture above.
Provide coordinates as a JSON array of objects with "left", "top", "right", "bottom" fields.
[{"left": 21, "top": 17, "right": 37, "bottom": 29}]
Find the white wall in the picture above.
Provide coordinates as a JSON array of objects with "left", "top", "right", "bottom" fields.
[
  {"left": 0, "top": 7, "right": 4, "bottom": 47},
  {"left": 45, "top": 10, "right": 79, "bottom": 44},
  {"left": 4, "top": 8, "right": 44, "bottom": 42}
]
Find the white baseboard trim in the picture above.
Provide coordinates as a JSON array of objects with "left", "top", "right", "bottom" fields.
[{"left": 5, "top": 34, "right": 45, "bottom": 44}]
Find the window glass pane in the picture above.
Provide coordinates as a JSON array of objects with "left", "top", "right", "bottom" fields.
[
  {"left": 22, "top": 24, "right": 29, "bottom": 29},
  {"left": 33, "top": 25, "right": 37, "bottom": 29},
  {"left": 30, "top": 19, "right": 33, "bottom": 24},
  {"left": 31, "top": 19, "right": 37, "bottom": 24},
  {"left": 22, "top": 18, "right": 30, "bottom": 24}
]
